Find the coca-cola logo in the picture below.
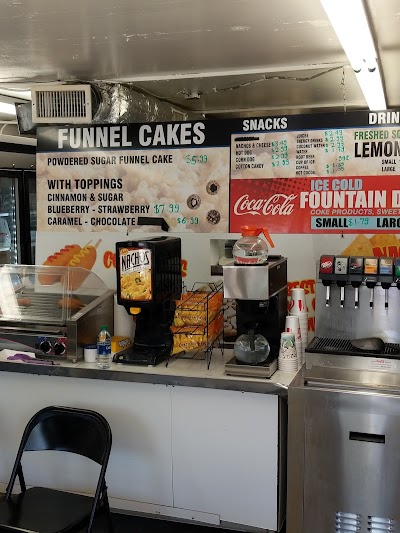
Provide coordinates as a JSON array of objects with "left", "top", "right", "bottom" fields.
[
  {"left": 321, "top": 261, "right": 332, "bottom": 269},
  {"left": 233, "top": 193, "right": 297, "bottom": 216}
]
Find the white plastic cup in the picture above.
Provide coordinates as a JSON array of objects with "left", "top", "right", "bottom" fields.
[
  {"left": 289, "top": 288, "right": 307, "bottom": 315},
  {"left": 84, "top": 344, "right": 97, "bottom": 363}
]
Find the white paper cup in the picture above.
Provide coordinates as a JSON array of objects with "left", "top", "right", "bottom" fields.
[
  {"left": 84, "top": 344, "right": 97, "bottom": 363},
  {"left": 289, "top": 288, "right": 308, "bottom": 315},
  {"left": 285, "top": 316, "right": 301, "bottom": 341},
  {"left": 297, "top": 314, "right": 309, "bottom": 324},
  {"left": 279, "top": 335, "right": 297, "bottom": 360},
  {"left": 278, "top": 359, "right": 298, "bottom": 371},
  {"left": 280, "top": 331, "right": 295, "bottom": 344},
  {"left": 301, "top": 332, "right": 309, "bottom": 345}
]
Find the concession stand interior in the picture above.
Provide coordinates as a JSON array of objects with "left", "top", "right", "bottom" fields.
[{"left": 0, "top": 1, "right": 399, "bottom": 532}]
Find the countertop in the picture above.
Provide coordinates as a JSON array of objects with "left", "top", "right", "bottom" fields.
[{"left": 0, "top": 350, "right": 297, "bottom": 396}]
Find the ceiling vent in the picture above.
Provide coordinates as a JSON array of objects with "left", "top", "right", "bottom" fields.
[{"left": 31, "top": 85, "right": 92, "bottom": 124}]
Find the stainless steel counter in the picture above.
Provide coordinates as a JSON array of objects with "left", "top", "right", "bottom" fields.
[{"left": 0, "top": 351, "right": 297, "bottom": 396}]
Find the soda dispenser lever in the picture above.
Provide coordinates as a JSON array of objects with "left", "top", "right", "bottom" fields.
[
  {"left": 319, "top": 255, "right": 335, "bottom": 307},
  {"left": 334, "top": 256, "right": 349, "bottom": 307},
  {"left": 363, "top": 257, "right": 379, "bottom": 309},
  {"left": 378, "top": 257, "right": 394, "bottom": 309},
  {"left": 348, "top": 257, "right": 364, "bottom": 308}
]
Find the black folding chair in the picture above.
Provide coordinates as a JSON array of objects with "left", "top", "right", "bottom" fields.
[{"left": 0, "top": 405, "right": 113, "bottom": 533}]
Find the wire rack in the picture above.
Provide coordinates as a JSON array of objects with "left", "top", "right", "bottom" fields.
[{"left": 166, "top": 282, "right": 224, "bottom": 369}]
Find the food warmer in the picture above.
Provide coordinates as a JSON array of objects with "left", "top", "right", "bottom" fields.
[{"left": 0, "top": 264, "right": 114, "bottom": 361}]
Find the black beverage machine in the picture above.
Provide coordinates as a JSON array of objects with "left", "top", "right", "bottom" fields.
[
  {"left": 223, "top": 256, "right": 287, "bottom": 378},
  {"left": 115, "top": 236, "right": 182, "bottom": 365}
]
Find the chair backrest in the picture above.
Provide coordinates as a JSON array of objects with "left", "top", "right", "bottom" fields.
[{"left": 22, "top": 406, "right": 112, "bottom": 465}]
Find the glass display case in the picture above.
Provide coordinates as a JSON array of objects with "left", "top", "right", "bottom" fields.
[{"left": 0, "top": 264, "right": 115, "bottom": 361}]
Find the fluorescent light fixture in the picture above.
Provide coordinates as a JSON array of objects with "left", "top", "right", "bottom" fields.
[
  {"left": 321, "top": 0, "right": 386, "bottom": 110},
  {"left": 354, "top": 60, "right": 386, "bottom": 111},
  {"left": 0, "top": 101, "right": 16, "bottom": 116}
]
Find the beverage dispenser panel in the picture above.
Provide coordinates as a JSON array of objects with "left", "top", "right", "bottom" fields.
[{"left": 316, "top": 254, "right": 400, "bottom": 342}]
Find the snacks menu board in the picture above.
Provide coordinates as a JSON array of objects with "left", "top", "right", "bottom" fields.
[{"left": 230, "top": 124, "right": 400, "bottom": 234}]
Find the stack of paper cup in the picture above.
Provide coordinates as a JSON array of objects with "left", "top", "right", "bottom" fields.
[
  {"left": 278, "top": 332, "right": 298, "bottom": 372},
  {"left": 289, "top": 288, "right": 308, "bottom": 366},
  {"left": 285, "top": 315, "right": 303, "bottom": 366}
]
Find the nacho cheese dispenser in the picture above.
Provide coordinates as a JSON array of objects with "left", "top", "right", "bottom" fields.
[{"left": 115, "top": 237, "right": 182, "bottom": 365}]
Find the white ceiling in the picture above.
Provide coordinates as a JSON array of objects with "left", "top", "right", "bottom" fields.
[{"left": 0, "top": 0, "right": 398, "bottom": 119}]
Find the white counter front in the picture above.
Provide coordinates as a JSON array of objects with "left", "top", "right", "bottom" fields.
[{"left": 0, "top": 352, "right": 297, "bottom": 532}]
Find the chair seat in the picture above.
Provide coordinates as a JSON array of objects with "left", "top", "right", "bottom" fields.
[{"left": 0, "top": 486, "right": 95, "bottom": 533}]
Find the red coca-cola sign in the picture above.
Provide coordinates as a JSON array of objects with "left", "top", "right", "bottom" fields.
[
  {"left": 233, "top": 193, "right": 297, "bottom": 217},
  {"left": 230, "top": 178, "right": 309, "bottom": 233}
]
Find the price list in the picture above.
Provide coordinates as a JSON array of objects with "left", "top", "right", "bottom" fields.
[
  {"left": 295, "top": 132, "right": 323, "bottom": 176},
  {"left": 153, "top": 203, "right": 200, "bottom": 226},
  {"left": 324, "top": 129, "right": 350, "bottom": 175},
  {"left": 271, "top": 139, "right": 289, "bottom": 168}
]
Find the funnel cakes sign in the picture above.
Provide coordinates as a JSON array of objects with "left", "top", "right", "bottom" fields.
[{"left": 37, "top": 121, "right": 230, "bottom": 234}]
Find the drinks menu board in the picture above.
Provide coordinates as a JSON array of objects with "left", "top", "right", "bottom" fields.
[{"left": 230, "top": 123, "right": 400, "bottom": 234}]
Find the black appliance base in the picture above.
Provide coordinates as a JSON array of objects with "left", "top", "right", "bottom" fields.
[{"left": 113, "top": 344, "right": 171, "bottom": 366}]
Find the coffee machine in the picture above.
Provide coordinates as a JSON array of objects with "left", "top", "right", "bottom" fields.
[{"left": 223, "top": 256, "right": 287, "bottom": 377}]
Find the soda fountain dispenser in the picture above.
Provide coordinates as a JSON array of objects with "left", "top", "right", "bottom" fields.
[
  {"left": 348, "top": 256, "right": 364, "bottom": 308},
  {"left": 333, "top": 256, "right": 349, "bottom": 308},
  {"left": 378, "top": 257, "right": 394, "bottom": 309},
  {"left": 363, "top": 257, "right": 379, "bottom": 308}
]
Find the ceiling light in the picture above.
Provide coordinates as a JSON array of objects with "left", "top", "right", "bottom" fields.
[
  {"left": 321, "top": 0, "right": 386, "bottom": 110},
  {"left": 0, "top": 102, "right": 16, "bottom": 116},
  {"left": 354, "top": 61, "right": 386, "bottom": 111}
]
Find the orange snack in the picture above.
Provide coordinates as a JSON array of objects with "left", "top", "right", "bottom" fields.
[
  {"left": 57, "top": 297, "right": 85, "bottom": 311},
  {"left": 173, "top": 292, "right": 223, "bottom": 327},
  {"left": 39, "top": 244, "right": 81, "bottom": 285},
  {"left": 17, "top": 297, "right": 32, "bottom": 307}
]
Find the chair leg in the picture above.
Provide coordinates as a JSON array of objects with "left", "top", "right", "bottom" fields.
[{"left": 103, "top": 493, "right": 114, "bottom": 533}]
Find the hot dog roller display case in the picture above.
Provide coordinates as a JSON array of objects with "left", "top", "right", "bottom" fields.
[{"left": 0, "top": 264, "right": 114, "bottom": 361}]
